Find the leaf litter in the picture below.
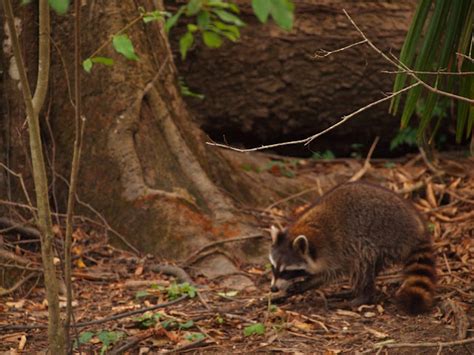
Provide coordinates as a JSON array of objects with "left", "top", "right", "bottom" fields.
[{"left": 0, "top": 153, "right": 473, "bottom": 354}]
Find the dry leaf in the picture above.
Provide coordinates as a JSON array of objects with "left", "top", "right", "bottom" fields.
[
  {"left": 364, "top": 326, "right": 388, "bottom": 339},
  {"left": 291, "top": 319, "right": 314, "bottom": 332},
  {"left": 426, "top": 183, "right": 437, "bottom": 208},
  {"left": 75, "top": 258, "right": 86, "bottom": 268},
  {"left": 6, "top": 300, "right": 25, "bottom": 309},
  {"left": 247, "top": 267, "right": 264, "bottom": 275},
  {"left": 18, "top": 335, "right": 27, "bottom": 350},
  {"left": 135, "top": 265, "right": 144, "bottom": 276},
  {"left": 335, "top": 309, "right": 360, "bottom": 318}
]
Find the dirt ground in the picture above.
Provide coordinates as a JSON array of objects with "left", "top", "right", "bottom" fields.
[{"left": 1, "top": 153, "right": 473, "bottom": 354}]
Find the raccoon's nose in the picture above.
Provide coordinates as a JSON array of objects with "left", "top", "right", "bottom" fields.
[{"left": 270, "top": 285, "right": 279, "bottom": 293}]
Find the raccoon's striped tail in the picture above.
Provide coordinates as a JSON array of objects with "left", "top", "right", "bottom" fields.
[{"left": 396, "top": 242, "right": 437, "bottom": 314}]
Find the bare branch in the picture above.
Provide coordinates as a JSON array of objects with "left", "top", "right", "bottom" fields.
[
  {"left": 342, "top": 9, "right": 474, "bottom": 105},
  {"left": 314, "top": 39, "right": 367, "bottom": 58},
  {"left": 0, "top": 272, "right": 39, "bottom": 296},
  {"left": 206, "top": 82, "right": 419, "bottom": 152}
]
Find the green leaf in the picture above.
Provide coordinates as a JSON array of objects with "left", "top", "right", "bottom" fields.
[
  {"left": 187, "top": 24, "right": 199, "bottom": 33},
  {"left": 178, "top": 320, "right": 194, "bottom": 329},
  {"left": 186, "top": 0, "right": 203, "bottom": 16},
  {"left": 179, "top": 31, "right": 194, "bottom": 60},
  {"left": 252, "top": 0, "right": 272, "bottom": 23},
  {"left": 49, "top": 0, "right": 69, "bottom": 15},
  {"left": 73, "top": 331, "right": 94, "bottom": 348},
  {"left": 165, "top": 8, "right": 184, "bottom": 33},
  {"left": 185, "top": 332, "right": 206, "bottom": 342},
  {"left": 203, "top": 31, "right": 223, "bottom": 48},
  {"left": 389, "top": 0, "right": 431, "bottom": 115},
  {"left": 212, "top": 9, "right": 244, "bottom": 26},
  {"left": 390, "top": 126, "right": 418, "bottom": 150},
  {"left": 91, "top": 56, "right": 114, "bottom": 66},
  {"left": 178, "top": 77, "right": 205, "bottom": 99},
  {"left": 269, "top": 0, "right": 294, "bottom": 30},
  {"left": 82, "top": 58, "right": 93, "bottom": 73},
  {"left": 243, "top": 323, "right": 265, "bottom": 336},
  {"left": 197, "top": 11, "right": 211, "bottom": 28},
  {"left": 97, "top": 330, "right": 124, "bottom": 347},
  {"left": 97, "top": 330, "right": 125, "bottom": 355},
  {"left": 112, "top": 34, "right": 139, "bottom": 61},
  {"left": 143, "top": 10, "right": 167, "bottom": 23}
]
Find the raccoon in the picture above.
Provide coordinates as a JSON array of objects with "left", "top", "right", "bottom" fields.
[{"left": 269, "top": 181, "right": 437, "bottom": 314}]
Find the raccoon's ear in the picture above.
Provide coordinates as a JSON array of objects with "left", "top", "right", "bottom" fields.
[
  {"left": 293, "top": 235, "right": 309, "bottom": 255},
  {"left": 270, "top": 225, "right": 280, "bottom": 245}
]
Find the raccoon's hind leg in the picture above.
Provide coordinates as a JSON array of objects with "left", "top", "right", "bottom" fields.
[{"left": 350, "top": 259, "right": 382, "bottom": 307}]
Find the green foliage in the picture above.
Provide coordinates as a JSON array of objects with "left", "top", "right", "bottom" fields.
[
  {"left": 112, "top": 34, "right": 139, "bottom": 61},
  {"left": 82, "top": 57, "right": 114, "bottom": 73},
  {"left": 22, "top": 0, "right": 70, "bottom": 14},
  {"left": 350, "top": 143, "right": 364, "bottom": 159},
  {"left": 185, "top": 332, "right": 206, "bottom": 341},
  {"left": 311, "top": 150, "right": 335, "bottom": 160},
  {"left": 390, "top": 126, "right": 418, "bottom": 151},
  {"left": 134, "top": 312, "right": 163, "bottom": 329},
  {"left": 252, "top": 0, "right": 294, "bottom": 30},
  {"left": 390, "top": 0, "right": 473, "bottom": 145},
  {"left": 73, "top": 331, "right": 94, "bottom": 348},
  {"left": 243, "top": 323, "right": 266, "bottom": 336},
  {"left": 73, "top": 330, "right": 124, "bottom": 354},
  {"left": 141, "top": 9, "right": 170, "bottom": 23},
  {"left": 49, "top": 0, "right": 69, "bottom": 14},
  {"left": 167, "top": 282, "right": 197, "bottom": 300},
  {"left": 167, "top": 0, "right": 245, "bottom": 59},
  {"left": 97, "top": 330, "right": 125, "bottom": 355},
  {"left": 167, "top": 0, "right": 294, "bottom": 60}
]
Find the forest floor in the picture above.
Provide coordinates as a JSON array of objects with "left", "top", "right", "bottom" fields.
[{"left": 0, "top": 153, "right": 473, "bottom": 354}]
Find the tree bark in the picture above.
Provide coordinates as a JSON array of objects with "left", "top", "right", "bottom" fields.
[
  {"left": 169, "top": 0, "right": 417, "bottom": 156},
  {"left": 1, "top": 0, "right": 280, "bottom": 265}
]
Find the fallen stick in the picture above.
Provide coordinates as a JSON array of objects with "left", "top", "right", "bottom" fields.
[{"left": 374, "top": 337, "right": 474, "bottom": 350}]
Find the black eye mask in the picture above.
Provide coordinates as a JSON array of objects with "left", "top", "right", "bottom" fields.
[
  {"left": 280, "top": 269, "right": 310, "bottom": 280},
  {"left": 272, "top": 265, "right": 310, "bottom": 280}
]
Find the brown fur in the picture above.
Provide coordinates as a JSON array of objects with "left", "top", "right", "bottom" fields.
[{"left": 270, "top": 182, "right": 436, "bottom": 314}]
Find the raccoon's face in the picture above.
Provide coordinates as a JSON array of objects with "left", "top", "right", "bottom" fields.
[{"left": 268, "top": 226, "right": 314, "bottom": 293}]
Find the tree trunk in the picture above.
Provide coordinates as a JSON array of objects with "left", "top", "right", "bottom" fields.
[
  {"left": 169, "top": 0, "right": 417, "bottom": 156},
  {"left": 1, "top": 0, "right": 302, "bottom": 275}
]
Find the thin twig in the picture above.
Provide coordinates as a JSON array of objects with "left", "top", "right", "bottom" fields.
[
  {"left": 374, "top": 337, "right": 474, "bottom": 350},
  {"left": 314, "top": 39, "right": 367, "bottom": 58},
  {"left": 206, "top": 83, "right": 419, "bottom": 152},
  {"left": 65, "top": 0, "right": 84, "bottom": 345},
  {"left": 0, "top": 272, "right": 39, "bottom": 296},
  {"left": 342, "top": 9, "right": 474, "bottom": 105},
  {"left": 183, "top": 234, "right": 265, "bottom": 265},
  {"left": 0, "top": 163, "right": 36, "bottom": 218},
  {"left": 349, "top": 136, "right": 379, "bottom": 182},
  {"left": 264, "top": 187, "right": 320, "bottom": 211}
]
